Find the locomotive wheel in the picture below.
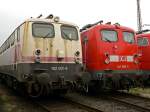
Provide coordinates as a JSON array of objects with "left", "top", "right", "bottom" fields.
[
  {"left": 7, "top": 77, "right": 13, "bottom": 88},
  {"left": 137, "top": 79, "right": 144, "bottom": 88},
  {"left": 0, "top": 74, "right": 3, "bottom": 83},
  {"left": 12, "top": 79, "right": 18, "bottom": 90},
  {"left": 27, "top": 82, "right": 43, "bottom": 98},
  {"left": 42, "top": 84, "right": 50, "bottom": 96},
  {"left": 83, "top": 84, "right": 89, "bottom": 93},
  {"left": 120, "top": 78, "right": 130, "bottom": 91},
  {"left": 104, "top": 78, "right": 113, "bottom": 90}
]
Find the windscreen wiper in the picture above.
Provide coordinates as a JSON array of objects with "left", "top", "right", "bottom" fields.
[
  {"left": 104, "top": 37, "right": 111, "bottom": 43},
  {"left": 62, "top": 31, "right": 72, "bottom": 41},
  {"left": 43, "top": 32, "right": 50, "bottom": 38}
]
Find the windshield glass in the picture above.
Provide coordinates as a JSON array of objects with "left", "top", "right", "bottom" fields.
[
  {"left": 61, "top": 25, "right": 78, "bottom": 40},
  {"left": 32, "top": 23, "right": 54, "bottom": 38},
  {"left": 137, "top": 38, "right": 149, "bottom": 46},
  {"left": 123, "top": 32, "right": 135, "bottom": 44},
  {"left": 101, "top": 30, "right": 118, "bottom": 42}
]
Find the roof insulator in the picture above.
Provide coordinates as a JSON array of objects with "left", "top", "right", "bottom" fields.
[
  {"left": 114, "top": 23, "right": 120, "bottom": 26},
  {"left": 37, "top": 14, "right": 42, "bottom": 18},
  {"left": 80, "top": 20, "right": 103, "bottom": 32},
  {"left": 93, "top": 20, "right": 103, "bottom": 25},
  {"left": 106, "top": 22, "right": 111, "bottom": 25},
  {"left": 46, "top": 14, "right": 53, "bottom": 19},
  {"left": 136, "top": 29, "right": 150, "bottom": 34}
]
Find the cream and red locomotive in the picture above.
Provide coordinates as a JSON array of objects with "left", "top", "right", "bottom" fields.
[{"left": 0, "top": 15, "right": 82, "bottom": 97}]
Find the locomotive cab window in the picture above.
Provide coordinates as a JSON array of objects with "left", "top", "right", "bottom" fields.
[
  {"left": 61, "top": 25, "right": 78, "bottom": 41},
  {"left": 137, "top": 38, "right": 149, "bottom": 46},
  {"left": 32, "top": 23, "right": 54, "bottom": 38},
  {"left": 123, "top": 32, "right": 135, "bottom": 44},
  {"left": 101, "top": 30, "right": 118, "bottom": 42}
]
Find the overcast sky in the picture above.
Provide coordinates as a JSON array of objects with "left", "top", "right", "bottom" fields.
[{"left": 0, "top": 0, "right": 149, "bottom": 45}]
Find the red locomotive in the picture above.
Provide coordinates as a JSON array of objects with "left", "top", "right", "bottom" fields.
[
  {"left": 80, "top": 21, "right": 139, "bottom": 91},
  {"left": 136, "top": 33, "right": 150, "bottom": 86}
]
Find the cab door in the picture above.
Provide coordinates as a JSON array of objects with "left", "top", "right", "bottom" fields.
[
  {"left": 137, "top": 37, "right": 150, "bottom": 70},
  {"left": 99, "top": 29, "right": 119, "bottom": 70}
]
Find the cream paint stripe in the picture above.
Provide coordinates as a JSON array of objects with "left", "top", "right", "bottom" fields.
[
  {"left": 42, "top": 39, "right": 44, "bottom": 55},
  {"left": 64, "top": 39, "right": 67, "bottom": 59},
  {"left": 22, "top": 22, "right": 28, "bottom": 56},
  {"left": 49, "top": 38, "right": 53, "bottom": 57},
  {"left": 35, "top": 38, "right": 39, "bottom": 50}
]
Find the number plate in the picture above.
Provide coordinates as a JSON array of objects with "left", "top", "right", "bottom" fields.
[{"left": 51, "top": 66, "right": 68, "bottom": 71}]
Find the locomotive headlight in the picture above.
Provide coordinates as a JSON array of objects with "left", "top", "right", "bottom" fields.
[
  {"left": 138, "top": 53, "right": 142, "bottom": 57},
  {"left": 35, "top": 56, "right": 41, "bottom": 63},
  {"left": 104, "top": 52, "right": 109, "bottom": 57},
  {"left": 133, "top": 54, "right": 139, "bottom": 64},
  {"left": 75, "top": 51, "right": 80, "bottom": 57},
  {"left": 74, "top": 57, "right": 80, "bottom": 64},
  {"left": 56, "top": 50, "right": 64, "bottom": 58},
  {"left": 134, "top": 54, "right": 138, "bottom": 58},
  {"left": 35, "top": 49, "right": 41, "bottom": 55},
  {"left": 74, "top": 51, "right": 80, "bottom": 64},
  {"left": 105, "top": 58, "right": 110, "bottom": 64},
  {"left": 134, "top": 59, "right": 139, "bottom": 64},
  {"left": 35, "top": 49, "right": 41, "bottom": 63}
]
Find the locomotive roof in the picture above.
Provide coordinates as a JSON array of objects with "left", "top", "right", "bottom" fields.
[
  {"left": 0, "top": 17, "right": 79, "bottom": 48},
  {"left": 25, "top": 18, "right": 79, "bottom": 27},
  {"left": 81, "top": 24, "right": 134, "bottom": 33},
  {"left": 137, "top": 33, "right": 150, "bottom": 37}
]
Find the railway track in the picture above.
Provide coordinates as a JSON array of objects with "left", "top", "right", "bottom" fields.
[
  {"left": 1, "top": 77, "right": 149, "bottom": 112},
  {"left": 65, "top": 92, "right": 150, "bottom": 112},
  {"left": 33, "top": 96, "right": 105, "bottom": 112},
  {"left": 106, "top": 92, "right": 150, "bottom": 112}
]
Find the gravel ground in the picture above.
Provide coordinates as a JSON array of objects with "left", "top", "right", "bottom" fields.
[
  {"left": 129, "top": 88, "right": 150, "bottom": 98},
  {"left": 1, "top": 83, "right": 149, "bottom": 112},
  {"left": 0, "top": 84, "right": 47, "bottom": 112},
  {"left": 36, "top": 97, "right": 89, "bottom": 112},
  {"left": 65, "top": 92, "right": 142, "bottom": 112}
]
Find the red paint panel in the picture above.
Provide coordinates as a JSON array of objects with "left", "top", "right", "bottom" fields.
[
  {"left": 81, "top": 24, "right": 138, "bottom": 72},
  {"left": 137, "top": 33, "right": 150, "bottom": 71}
]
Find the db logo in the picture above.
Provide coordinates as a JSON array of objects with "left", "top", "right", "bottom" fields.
[{"left": 119, "top": 56, "right": 127, "bottom": 62}]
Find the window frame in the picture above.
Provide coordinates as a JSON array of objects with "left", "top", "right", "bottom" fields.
[
  {"left": 17, "top": 27, "right": 20, "bottom": 42},
  {"left": 0, "top": 22, "right": 25, "bottom": 55},
  {"left": 123, "top": 31, "right": 135, "bottom": 44},
  {"left": 32, "top": 22, "right": 55, "bottom": 38},
  {"left": 137, "top": 37, "right": 149, "bottom": 46},
  {"left": 100, "top": 29, "right": 118, "bottom": 42},
  {"left": 61, "top": 25, "right": 79, "bottom": 41}
]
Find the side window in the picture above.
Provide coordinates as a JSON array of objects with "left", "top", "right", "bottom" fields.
[
  {"left": 101, "top": 30, "right": 118, "bottom": 42},
  {"left": 123, "top": 32, "right": 135, "bottom": 44},
  {"left": 61, "top": 25, "right": 78, "bottom": 41},
  {"left": 10, "top": 32, "right": 15, "bottom": 46},
  {"left": 32, "top": 23, "right": 54, "bottom": 38},
  {"left": 4, "top": 42, "right": 6, "bottom": 51},
  {"left": 0, "top": 47, "right": 1, "bottom": 54},
  {"left": 137, "top": 37, "right": 149, "bottom": 46},
  {"left": 20, "top": 23, "right": 25, "bottom": 43},
  {"left": 17, "top": 27, "right": 20, "bottom": 42},
  {"left": 2, "top": 45, "right": 5, "bottom": 53},
  {"left": 6, "top": 40, "right": 10, "bottom": 50},
  {"left": 82, "top": 35, "right": 88, "bottom": 44}
]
